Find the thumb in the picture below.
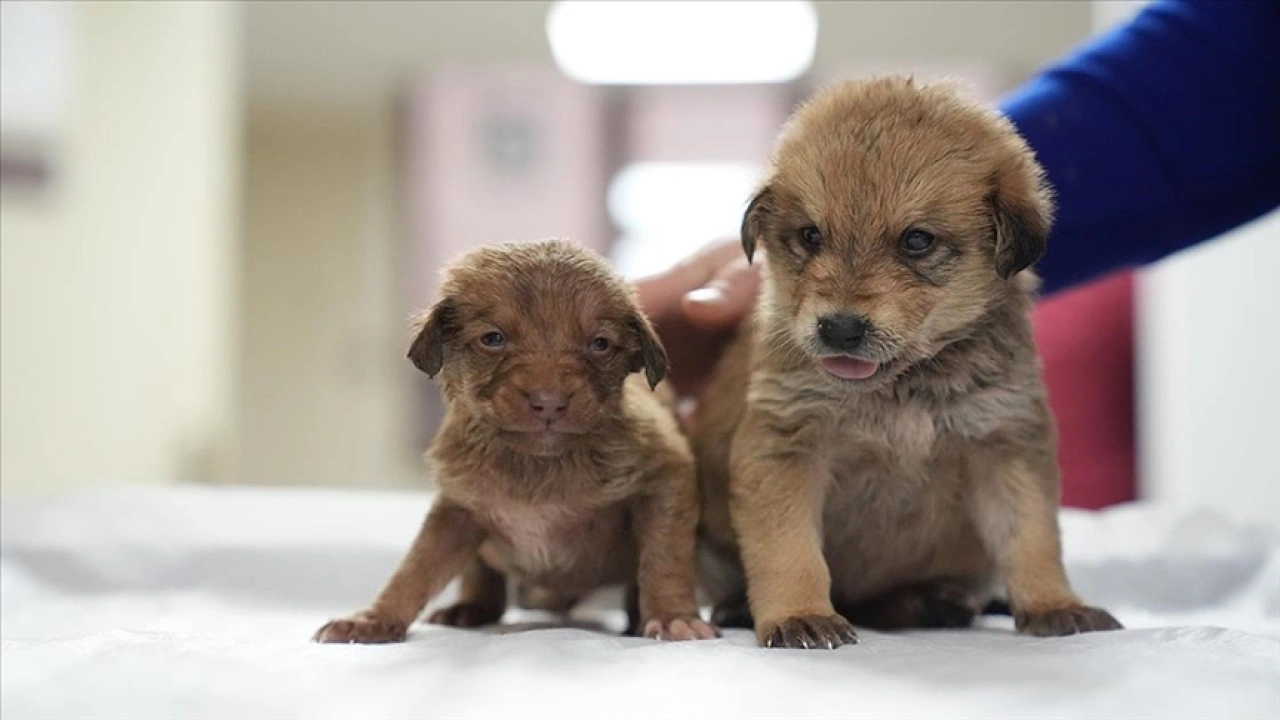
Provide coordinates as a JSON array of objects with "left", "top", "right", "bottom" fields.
[
  {"left": 681, "top": 257, "right": 761, "bottom": 330},
  {"left": 634, "top": 241, "right": 742, "bottom": 320}
]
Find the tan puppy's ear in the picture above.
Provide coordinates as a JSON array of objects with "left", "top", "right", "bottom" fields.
[
  {"left": 627, "top": 312, "right": 668, "bottom": 390},
  {"left": 740, "top": 186, "right": 774, "bottom": 265},
  {"left": 991, "top": 159, "right": 1054, "bottom": 279},
  {"left": 407, "top": 298, "right": 456, "bottom": 378}
]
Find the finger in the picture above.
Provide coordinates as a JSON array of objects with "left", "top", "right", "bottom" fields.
[
  {"left": 675, "top": 397, "right": 698, "bottom": 433},
  {"left": 633, "top": 240, "right": 743, "bottom": 320},
  {"left": 681, "top": 256, "right": 761, "bottom": 330}
]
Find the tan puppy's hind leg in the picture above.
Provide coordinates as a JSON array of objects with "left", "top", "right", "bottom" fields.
[{"left": 838, "top": 580, "right": 978, "bottom": 630}]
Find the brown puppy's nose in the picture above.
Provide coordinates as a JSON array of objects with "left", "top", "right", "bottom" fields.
[{"left": 527, "top": 390, "right": 569, "bottom": 421}]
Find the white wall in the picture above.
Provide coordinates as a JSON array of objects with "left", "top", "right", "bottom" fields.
[
  {"left": 1138, "top": 214, "right": 1280, "bottom": 526},
  {"left": 238, "top": 108, "right": 422, "bottom": 489},
  {"left": 1089, "top": 2, "right": 1280, "bottom": 526},
  {"left": 1091, "top": 1, "right": 1148, "bottom": 30},
  {"left": 1, "top": 2, "right": 240, "bottom": 493}
]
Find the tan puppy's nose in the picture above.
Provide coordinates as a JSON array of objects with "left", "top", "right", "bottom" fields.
[
  {"left": 527, "top": 389, "right": 569, "bottom": 421},
  {"left": 816, "top": 314, "right": 868, "bottom": 353}
]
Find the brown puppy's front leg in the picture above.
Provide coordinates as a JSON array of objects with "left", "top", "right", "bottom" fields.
[
  {"left": 631, "top": 463, "right": 720, "bottom": 641},
  {"left": 314, "top": 498, "right": 485, "bottom": 643},
  {"left": 731, "top": 424, "right": 857, "bottom": 649},
  {"left": 974, "top": 456, "right": 1122, "bottom": 637}
]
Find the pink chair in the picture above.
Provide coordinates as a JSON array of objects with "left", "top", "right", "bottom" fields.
[{"left": 1033, "top": 270, "right": 1137, "bottom": 509}]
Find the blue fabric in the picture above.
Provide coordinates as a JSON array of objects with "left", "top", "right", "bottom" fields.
[{"left": 1000, "top": 0, "right": 1280, "bottom": 294}]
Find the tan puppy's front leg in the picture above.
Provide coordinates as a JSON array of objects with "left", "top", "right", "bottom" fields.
[
  {"left": 974, "top": 457, "right": 1122, "bottom": 637},
  {"left": 314, "top": 498, "right": 485, "bottom": 643},
  {"left": 732, "top": 424, "right": 857, "bottom": 649},
  {"left": 631, "top": 463, "right": 720, "bottom": 641}
]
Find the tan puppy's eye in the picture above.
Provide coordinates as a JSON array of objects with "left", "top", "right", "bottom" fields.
[
  {"left": 900, "top": 229, "right": 937, "bottom": 257},
  {"left": 589, "top": 336, "right": 611, "bottom": 354},
  {"left": 479, "top": 331, "right": 506, "bottom": 349},
  {"left": 798, "top": 225, "right": 823, "bottom": 253}
]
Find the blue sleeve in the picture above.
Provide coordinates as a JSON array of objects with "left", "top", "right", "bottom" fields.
[{"left": 1000, "top": 0, "right": 1280, "bottom": 294}]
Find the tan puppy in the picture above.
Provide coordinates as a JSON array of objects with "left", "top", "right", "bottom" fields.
[
  {"left": 693, "top": 78, "right": 1122, "bottom": 649},
  {"left": 315, "top": 240, "right": 717, "bottom": 643}
]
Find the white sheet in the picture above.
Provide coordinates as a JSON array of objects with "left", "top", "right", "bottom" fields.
[{"left": 2, "top": 485, "right": 1277, "bottom": 720}]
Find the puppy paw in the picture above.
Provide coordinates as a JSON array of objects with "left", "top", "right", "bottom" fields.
[
  {"left": 710, "top": 592, "right": 755, "bottom": 629},
  {"left": 642, "top": 616, "right": 721, "bottom": 641},
  {"left": 1016, "top": 605, "right": 1123, "bottom": 637},
  {"left": 313, "top": 610, "right": 407, "bottom": 644},
  {"left": 759, "top": 614, "right": 858, "bottom": 649},
  {"left": 839, "top": 581, "right": 976, "bottom": 630},
  {"left": 914, "top": 583, "right": 979, "bottom": 628},
  {"left": 918, "top": 592, "right": 977, "bottom": 629},
  {"left": 426, "top": 602, "right": 504, "bottom": 628}
]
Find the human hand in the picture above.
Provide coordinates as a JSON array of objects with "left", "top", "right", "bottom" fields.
[{"left": 633, "top": 241, "right": 761, "bottom": 420}]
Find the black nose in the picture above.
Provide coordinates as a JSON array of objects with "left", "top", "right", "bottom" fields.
[
  {"left": 816, "top": 314, "right": 868, "bottom": 352},
  {"left": 528, "top": 390, "right": 569, "bottom": 421}
]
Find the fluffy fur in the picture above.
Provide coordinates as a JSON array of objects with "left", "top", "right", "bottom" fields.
[
  {"left": 315, "top": 240, "right": 716, "bottom": 644},
  {"left": 693, "top": 77, "right": 1122, "bottom": 648}
]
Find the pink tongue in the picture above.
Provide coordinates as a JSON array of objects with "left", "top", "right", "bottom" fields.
[{"left": 821, "top": 356, "right": 880, "bottom": 380}]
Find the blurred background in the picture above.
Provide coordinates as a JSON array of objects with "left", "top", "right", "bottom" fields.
[{"left": 2, "top": 2, "right": 1276, "bottom": 526}]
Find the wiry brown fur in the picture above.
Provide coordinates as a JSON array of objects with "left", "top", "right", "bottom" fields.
[
  {"left": 693, "top": 78, "right": 1121, "bottom": 648},
  {"left": 315, "top": 240, "right": 717, "bottom": 644}
]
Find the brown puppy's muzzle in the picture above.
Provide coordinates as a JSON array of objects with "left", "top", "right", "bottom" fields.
[
  {"left": 489, "top": 367, "right": 593, "bottom": 435},
  {"left": 524, "top": 388, "right": 571, "bottom": 423}
]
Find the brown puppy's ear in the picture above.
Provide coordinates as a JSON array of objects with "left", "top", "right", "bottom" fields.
[
  {"left": 991, "top": 160, "right": 1053, "bottom": 279},
  {"left": 740, "top": 186, "right": 774, "bottom": 265},
  {"left": 627, "top": 313, "right": 668, "bottom": 390},
  {"left": 407, "top": 298, "right": 456, "bottom": 378}
]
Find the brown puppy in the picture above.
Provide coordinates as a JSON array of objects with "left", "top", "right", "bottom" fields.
[
  {"left": 315, "top": 240, "right": 717, "bottom": 643},
  {"left": 693, "top": 77, "right": 1122, "bottom": 649}
]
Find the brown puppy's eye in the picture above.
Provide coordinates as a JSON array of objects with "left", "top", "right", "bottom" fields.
[
  {"left": 798, "top": 225, "right": 823, "bottom": 253},
  {"left": 479, "top": 331, "right": 506, "bottom": 348},
  {"left": 589, "top": 336, "right": 611, "bottom": 354},
  {"left": 900, "top": 229, "right": 936, "bottom": 257}
]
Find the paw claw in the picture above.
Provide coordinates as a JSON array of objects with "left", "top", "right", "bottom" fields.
[
  {"left": 758, "top": 614, "right": 857, "bottom": 650},
  {"left": 643, "top": 616, "right": 720, "bottom": 642}
]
